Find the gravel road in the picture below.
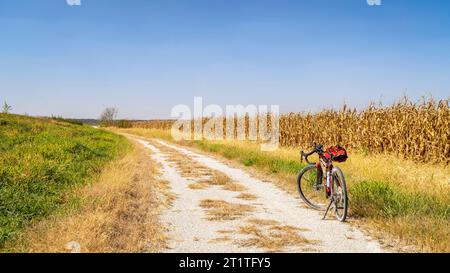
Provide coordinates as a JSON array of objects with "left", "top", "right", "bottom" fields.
[{"left": 135, "top": 137, "right": 387, "bottom": 253}]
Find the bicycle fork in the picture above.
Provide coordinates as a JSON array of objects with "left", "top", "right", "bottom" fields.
[
  {"left": 322, "top": 169, "right": 334, "bottom": 220},
  {"left": 316, "top": 162, "right": 335, "bottom": 220}
]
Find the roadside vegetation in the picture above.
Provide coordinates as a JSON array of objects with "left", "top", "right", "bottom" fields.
[
  {"left": 116, "top": 128, "right": 450, "bottom": 252},
  {"left": 0, "top": 114, "right": 129, "bottom": 249},
  {"left": 6, "top": 141, "right": 171, "bottom": 253}
]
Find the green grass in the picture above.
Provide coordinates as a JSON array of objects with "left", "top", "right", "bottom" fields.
[
  {"left": 191, "top": 141, "right": 304, "bottom": 175},
  {"left": 351, "top": 180, "right": 449, "bottom": 218},
  {"left": 0, "top": 114, "right": 130, "bottom": 247}
]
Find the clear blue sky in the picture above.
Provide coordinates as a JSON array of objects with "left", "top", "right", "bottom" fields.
[{"left": 1, "top": 0, "right": 449, "bottom": 119}]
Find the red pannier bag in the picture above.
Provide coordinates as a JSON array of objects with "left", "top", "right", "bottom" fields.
[{"left": 324, "top": 145, "right": 348, "bottom": 162}]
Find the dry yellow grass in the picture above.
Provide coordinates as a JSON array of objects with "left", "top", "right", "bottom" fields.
[
  {"left": 7, "top": 141, "right": 171, "bottom": 253},
  {"left": 209, "top": 171, "right": 232, "bottom": 185},
  {"left": 203, "top": 170, "right": 248, "bottom": 191},
  {"left": 189, "top": 179, "right": 247, "bottom": 192},
  {"left": 210, "top": 218, "right": 313, "bottom": 251},
  {"left": 199, "top": 199, "right": 255, "bottom": 221},
  {"left": 237, "top": 220, "right": 312, "bottom": 252},
  {"left": 236, "top": 193, "right": 258, "bottom": 201},
  {"left": 165, "top": 154, "right": 209, "bottom": 177},
  {"left": 222, "top": 183, "right": 248, "bottom": 192},
  {"left": 247, "top": 218, "right": 280, "bottom": 226},
  {"left": 188, "top": 181, "right": 210, "bottom": 190},
  {"left": 190, "top": 172, "right": 248, "bottom": 192},
  {"left": 366, "top": 216, "right": 450, "bottom": 253},
  {"left": 217, "top": 230, "right": 234, "bottom": 234},
  {"left": 209, "top": 237, "right": 232, "bottom": 243}
]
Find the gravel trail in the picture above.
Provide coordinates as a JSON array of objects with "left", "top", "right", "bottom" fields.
[{"left": 135, "top": 137, "right": 386, "bottom": 253}]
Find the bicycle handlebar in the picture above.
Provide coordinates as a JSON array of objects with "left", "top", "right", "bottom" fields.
[
  {"left": 300, "top": 143, "right": 324, "bottom": 164},
  {"left": 300, "top": 150, "right": 314, "bottom": 164}
]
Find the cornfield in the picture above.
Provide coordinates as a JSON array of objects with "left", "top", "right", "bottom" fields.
[
  {"left": 131, "top": 97, "right": 450, "bottom": 164},
  {"left": 132, "top": 120, "right": 175, "bottom": 130}
]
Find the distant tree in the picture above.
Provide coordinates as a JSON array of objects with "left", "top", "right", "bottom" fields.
[
  {"left": 2, "top": 101, "right": 12, "bottom": 114},
  {"left": 100, "top": 107, "right": 118, "bottom": 127}
]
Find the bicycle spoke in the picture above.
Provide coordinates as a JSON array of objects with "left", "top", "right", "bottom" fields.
[
  {"left": 331, "top": 170, "right": 347, "bottom": 221},
  {"left": 298, "top": 166, "right": 328, "bottom": 210}
]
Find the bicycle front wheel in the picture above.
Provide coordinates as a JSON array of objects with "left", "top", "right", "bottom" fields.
[
  {"left": 332, "top": 166, "right": 348, "bottom": 222},
  {"left": 297, "top": 164, "right": 328, "bottom": 210}
]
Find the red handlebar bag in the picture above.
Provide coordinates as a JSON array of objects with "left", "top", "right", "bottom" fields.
[{"left": 324, "top": 145, "right": 348, "bottom": 162}]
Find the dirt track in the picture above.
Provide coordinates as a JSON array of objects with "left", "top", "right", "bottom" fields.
[{"left": 133, "top": 137, "right": 388, "bottom": 253}]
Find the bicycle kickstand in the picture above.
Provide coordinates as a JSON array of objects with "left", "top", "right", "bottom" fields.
[{"left": 322, "top": 198, "right": 334, "bottom": 220}]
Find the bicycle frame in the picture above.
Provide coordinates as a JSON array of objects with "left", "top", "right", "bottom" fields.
[
  {"left": 317, "top": 155, "right": 334, "bottom": 199},
  {"left": 320, "top": 156, "right": 347, "bottom": 219}
]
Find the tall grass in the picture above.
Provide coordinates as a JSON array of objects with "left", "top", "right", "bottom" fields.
[{"left": 0, "top": 114, "right": 130, "bottom": 247}]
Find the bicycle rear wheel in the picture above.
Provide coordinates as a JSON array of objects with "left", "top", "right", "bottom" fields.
[
  {"left": 297, "top": 164, "right": 328, "bottom": 210},
  {"left": 332, "top": 166, "right": 348, "bottom": 222}
]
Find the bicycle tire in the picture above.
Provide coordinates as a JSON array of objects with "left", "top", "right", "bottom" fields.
[
  {"left": 297, "top": 164, "right": 327, "bottom": 211},
  {"left": 332, "top": 166, "right": 348, "bottom": 222}
]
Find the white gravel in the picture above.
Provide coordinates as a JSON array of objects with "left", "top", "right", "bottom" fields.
[{"left": 136, "top": 138, "right": 387, "bottom": 253}]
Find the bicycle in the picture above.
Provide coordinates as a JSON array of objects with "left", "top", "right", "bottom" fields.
[{"left": 297, "top": 144, "right": 348, "bottom": 222}]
